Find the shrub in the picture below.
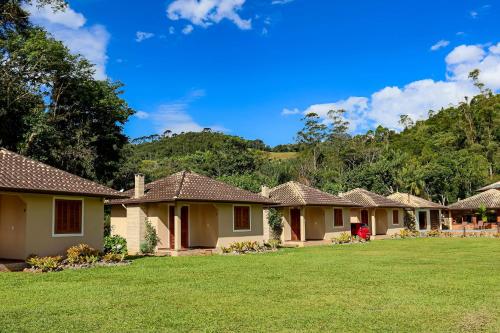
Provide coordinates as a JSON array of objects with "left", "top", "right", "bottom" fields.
[
  {"left": 66, "top": 244, "right": 100, "bottom": 265},
  {"left": 332, "top": 232, "right": 352, "bottom": 244},
  {"left": 427, "top": 230, "right": 442, "bottom": 238},
  {"left": 103, "top": 235, "right": 128, "bottom": 255},
  {"left": 141, "top": 219, "right": 160, "bottom": 254},
  {"left": 393, "top": 229, "right": 419, "bottom": 239},
  {"left": 225, "top": 241, "right": 265, "bottom": 254},
  {"left": 268, "top": 208, "right": 283, "bottom": 240},
  {"left": 403, "top": 211, "right": 417, "bottom": 231},
  {"left": 265, "top": 239, "right": 281, "bottom": 250},
  {"left": 102, "top": 252, "right": 125, "bottom": 263},
  {"left": 26, "top": 255, "right": 63, "bottom": 272}
]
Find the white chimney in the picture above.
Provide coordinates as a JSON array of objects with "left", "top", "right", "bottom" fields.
[
  {"left": 134, "top": 174, "right": 145, "bottom": 198},
  {"left": 261, "top": 185, "right": 270, "bottom": 198}
]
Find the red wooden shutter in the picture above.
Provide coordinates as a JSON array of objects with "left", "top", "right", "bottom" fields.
[
  {"left": 55, "top": 199, "right": 82, "bottom": 234},
  {"left": 234, "top": 206, "right": 250, "bottom": 230},
  {"left": 334, "top": 209, "right": 343, "bottom": 227}
]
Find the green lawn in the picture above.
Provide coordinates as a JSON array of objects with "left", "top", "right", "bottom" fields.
[{"left": 1, "top": 238, "right": 499, "bottom": 332}]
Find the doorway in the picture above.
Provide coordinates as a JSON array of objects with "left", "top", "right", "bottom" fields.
[
  {"left": 169, "top": 206, "right": 189, "bottom": 249},
  {"left": 290, "top": 208, "right": 301, "bottom": 241},
  {"left": 418, "top": 211, "right": 427, "bottom": 230}
]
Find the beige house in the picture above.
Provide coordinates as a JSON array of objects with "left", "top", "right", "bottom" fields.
[
  {"left": 0, "top": 148, "right": 124, "bottom": 260},
  {"left": 264, "top": 182, "right": 361, "bottom": 244},
  {"left": 108, "top": 171, "right": 275, "bottom": 254},
  {"left": 447, "top": 189, "right": 500, "bottom": 230},
  {"left": 387, "top": 192, "right": 446, "bottom": 231},
  {"left": 339, "top": 188, "right": 408, "bottom": 236}
]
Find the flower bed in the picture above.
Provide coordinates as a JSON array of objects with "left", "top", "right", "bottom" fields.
[{"left": 221, "top": 240, "right": 281, "bottom": 255}]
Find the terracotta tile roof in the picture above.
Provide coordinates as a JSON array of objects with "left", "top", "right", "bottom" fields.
[
  {"left": 269, "top": 181, "right": 360, "bottom": 207},
  {"left": 387, "top": 192, "right": 446, "bottom": 209},
  {"left": 339, "top": 188, "right": 409, "bottom": 208},
  {"left": 0, "top": 148, "right": 125, "bottom": 198},
  {"left": 477, "top": 181, "right": 500, "bottom": 192},
  {"left": 448, "top": 189, "right": 500, "bottom": 210},
  {"left": 109, "top": 171, "right": 275, "bottom": 205}
]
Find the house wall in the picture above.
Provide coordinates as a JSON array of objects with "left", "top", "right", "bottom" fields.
[
  {"left": 110, "top": 205, "right": 127, "bottom": 238},
  {"left": 188, "top": 203, "right": 218, "bottom": 248},
  {"left": 216, "top": 203, "right": 264, "bottom": 248},
  {"left": 0, "top": 194, "right": 27, "bottom": 260},
  {"left": 385, "top": 208, "right": 404, "bottom": 235},
  {"left": 304, "top": 207, "right": 325, "bottom": 240},
  {"left": 0, "top": 193, "right": 104, "bottom": 259},
  {"left": 324, "top": 207, "right": 352, "bottom": 239},
  {"left": 281, "top": 207, "right": 291, "bottom": 242},
  {"left": 146, "top": 203, "right": 169, "bottom": 249}
]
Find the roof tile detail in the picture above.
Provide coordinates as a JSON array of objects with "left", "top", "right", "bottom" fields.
[
  {"left": 340, "top": 188, "right": 408, "bottom": 208},
  {"left": 387, "top": 192, "right": 446, "bottom": 209},
  {"left": 109, "top": 171, "right": 275, "bottom": 205},
  {"left": 0, "top": 148, "right": 124, "bottom": 198},
  {"left": 269, "top": 181, "right": 360, "bottom": 207},
  {"left": 448, "top": 189, "right": 500, "bottom": 210},
  {"left": 477, "top": 181, "right": 500, "bottom": 192}
]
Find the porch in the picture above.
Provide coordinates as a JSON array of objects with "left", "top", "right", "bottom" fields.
[
  {"left": 449, "top": 209, "right": 500, "bottom": 230},
  {"left": 0, "top": 193, "right": 27, "bottom": 260}
]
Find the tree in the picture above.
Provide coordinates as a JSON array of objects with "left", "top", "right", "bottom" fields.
[{"left": 296, "top": 112, "right": 327, "bottom": 176}]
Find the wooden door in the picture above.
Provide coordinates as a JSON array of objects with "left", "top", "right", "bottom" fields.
[
  {"left": 181, "top": 206, "right": 189, "bottom": 248},
  {"left": 290, "top": 208, "right": 301, "bottom": 241},
  {"left": 418, "top": 211, "right": 427, "bottom": 230},
  {"left": 361, "top": 210, "right": 369, "bottom": 224},
  {"left": 430, "top": 210, "right": 440, "bottom": 230},
  {"left": 169, "top": 206, "right": 175, "bottom": 249}
]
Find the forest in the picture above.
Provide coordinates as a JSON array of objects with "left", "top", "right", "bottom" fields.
[{"left": 1, "top": 1, "right": 499, "bottom": 205}]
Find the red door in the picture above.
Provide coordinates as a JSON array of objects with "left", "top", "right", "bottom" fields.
[
  {"left": 169, "top": 206, "right": 189, "bottom": 249},
  {"left": 290, "top": 208, "right": 301, "bottom": 241},
  {"left": 361, "top": 210, "right": 369, "bottom": 224},
  {"left": 169, "top": 206, "right": 175, "bottom": 249},
  {"left": 181, "top": 206, "right": 189, "bottom": 248}
]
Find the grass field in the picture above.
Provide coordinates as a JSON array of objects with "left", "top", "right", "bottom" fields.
[{"left": 0, "top": 238, "right": 499, "bottom": 332}]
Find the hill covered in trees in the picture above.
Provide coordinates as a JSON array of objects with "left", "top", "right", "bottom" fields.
[{"left": 117, "top": 79, "right": 499, "bottom": 205}]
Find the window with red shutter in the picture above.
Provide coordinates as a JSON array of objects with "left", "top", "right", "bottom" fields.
[
  {"left": 54, "top": 199, "right": 83, "bottom": 235},
  {"left": 234, "top": 206, "right": 251, "bottom": 231},
  {"left": 334, "top": 208, "right": 343, "bottom": 227},
  {"left": 393, "top": 210, "right": 399, "bottom": 225}
]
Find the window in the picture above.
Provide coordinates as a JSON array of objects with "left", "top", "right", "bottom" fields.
[
  {"left": 54, "top": 199, "right": 83, "bottom": 235},
  {"left": 392, "top": 210, "right": 399, "bottom": 225},
  {"left": 334, "top": 209, "right": 343, "bottom": 227},
  {"left": 233, "top": 206, "right": 251, "bottom": 231}
]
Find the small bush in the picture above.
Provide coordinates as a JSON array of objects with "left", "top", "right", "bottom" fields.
[
  {"left": 225, "top": 241, "right": 266, "bottom": 254},
  {"left": 104, "top": 235, "right": 128, "bottom": 255},
  {"left": 265, "top": 239, "right": 281, "bottom": 250},
  {"left": 66, "top": 244, "right": 100, "bottom": 265},
  {"left": 332, "top": 232, "right": 352, "bottom": 244},
  {"left": 102, "top": 252, "right": 125, "bottom": 263},
  {"left": 141, "top": 219, "right": 160, "bottom": 254},
  {"left": 26, "top": 255, "right": 63, "bottom": 272},
  {"left": 393, "top": 229, "right": 419, "bottom": 239},
  {"left": 427, "top": 230, "right": 442, "bottom": 238},
  {"left": 268, "top": 208, "right": 283, "bottom": 240}
]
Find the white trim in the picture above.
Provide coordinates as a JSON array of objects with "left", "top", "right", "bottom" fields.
[
  {"left": 52, "top": 196, "right": 84, "bottom": 237},
  {"left": 232, "top": 204, "right": 252, "bottom": 232}
]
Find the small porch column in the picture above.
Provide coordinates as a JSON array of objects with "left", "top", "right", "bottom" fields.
[
  {"left": 174, "top": 204, "right": 182, "bottom": 251},
  {"left": 300, "top": 207, "right": 306, "bottom": 242},
  {"left": 370, "top": 209, "right": 376, "bottom": 236},
  {"left": 426, "top": 209, "right": 432, "bottom": 231},
  {"left": 438, "top": 209, "right": 443, "bottom": 230}
]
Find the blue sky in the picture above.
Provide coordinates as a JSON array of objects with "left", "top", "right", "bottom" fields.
[{"left": 28, "top": 0, "right": 500, "bottom": 146}]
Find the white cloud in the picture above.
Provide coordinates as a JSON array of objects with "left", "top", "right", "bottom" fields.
[
  {"left": 167, "top": 0, "right": 251, "bottom": 30},
  {"left": 140, "top": 89, "right": 225, "bottom": 134},
  {"left": 26, "top": 2, "right": 110, "bottom": 79},
  {"left": 134, "top": 111, "right": 150, "bottom": 119},
  {"left": 135, "top": 31, "right": 155, "bottom": 42},
  {"left": 281, "top": 108, "right": 300, "bottom": 115},
  {"left": 182, "top": 24, "right": 194, "bottom": 34},
  {"left": 272, "top": 0, "right": 294, "bottom": 4},
  {"left": 430, "top": 40, "right": 450, "bottom": 51},
  {"left": 292, "top": 43, "right": 500, "bottom": 132},
  {"left": 470, "top": 10, "right": 478, "bottom": 18},
  {"left": 169, "top": 26, "right": 176, "bottom": 34}
]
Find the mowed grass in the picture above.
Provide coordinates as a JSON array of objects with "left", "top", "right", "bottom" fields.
[{"left": 0, "top": 239, "right": 499, "bottom": 332}]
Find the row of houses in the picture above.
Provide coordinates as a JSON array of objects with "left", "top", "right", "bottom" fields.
[{"left": 0, "top": 148, "right": 498, "bottom": 260}]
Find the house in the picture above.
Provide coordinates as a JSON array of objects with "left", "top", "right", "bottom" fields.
[
  {"left": 386, "top": 192, "right": 446, "bottom": 231},
  {"left": 107, "top": 171, "right": 275, "bottom": 254},
  {"left": 264, "top": 182, "right": 361, "bottom": 244},
  {"left": 447, "top": 189, "right": 500, "bottom": 230},
  {"left": 339, "top": 188, "right": 408, "bottom": 236},
  {"left": 0, "top": 148, "right": 124, "bottom": 260}
]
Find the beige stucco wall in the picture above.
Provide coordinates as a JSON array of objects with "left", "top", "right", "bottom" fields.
[
  {"left": 216, "top": 203, "right": 265, "bottom": 248},
  {"left": 324, "top": 207, "right": 352, "bottom": 239},
  {"left": 0, "top": 192, "right": 104, "bottom": 259},
  {"left": 189, "top": 203, "right": 218, "bottom": 248},
  {"left": 0, "top": 194, "right": 27, "bottom": 259},
  {"left": 110, "top": 205, "right": 127, "bottom": 238},
  {"left": 304, "top": 207, "right": 325, "bottom": 240},
  {"left": 147, "top": 203, "right": 169, "bottom": 249}
]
